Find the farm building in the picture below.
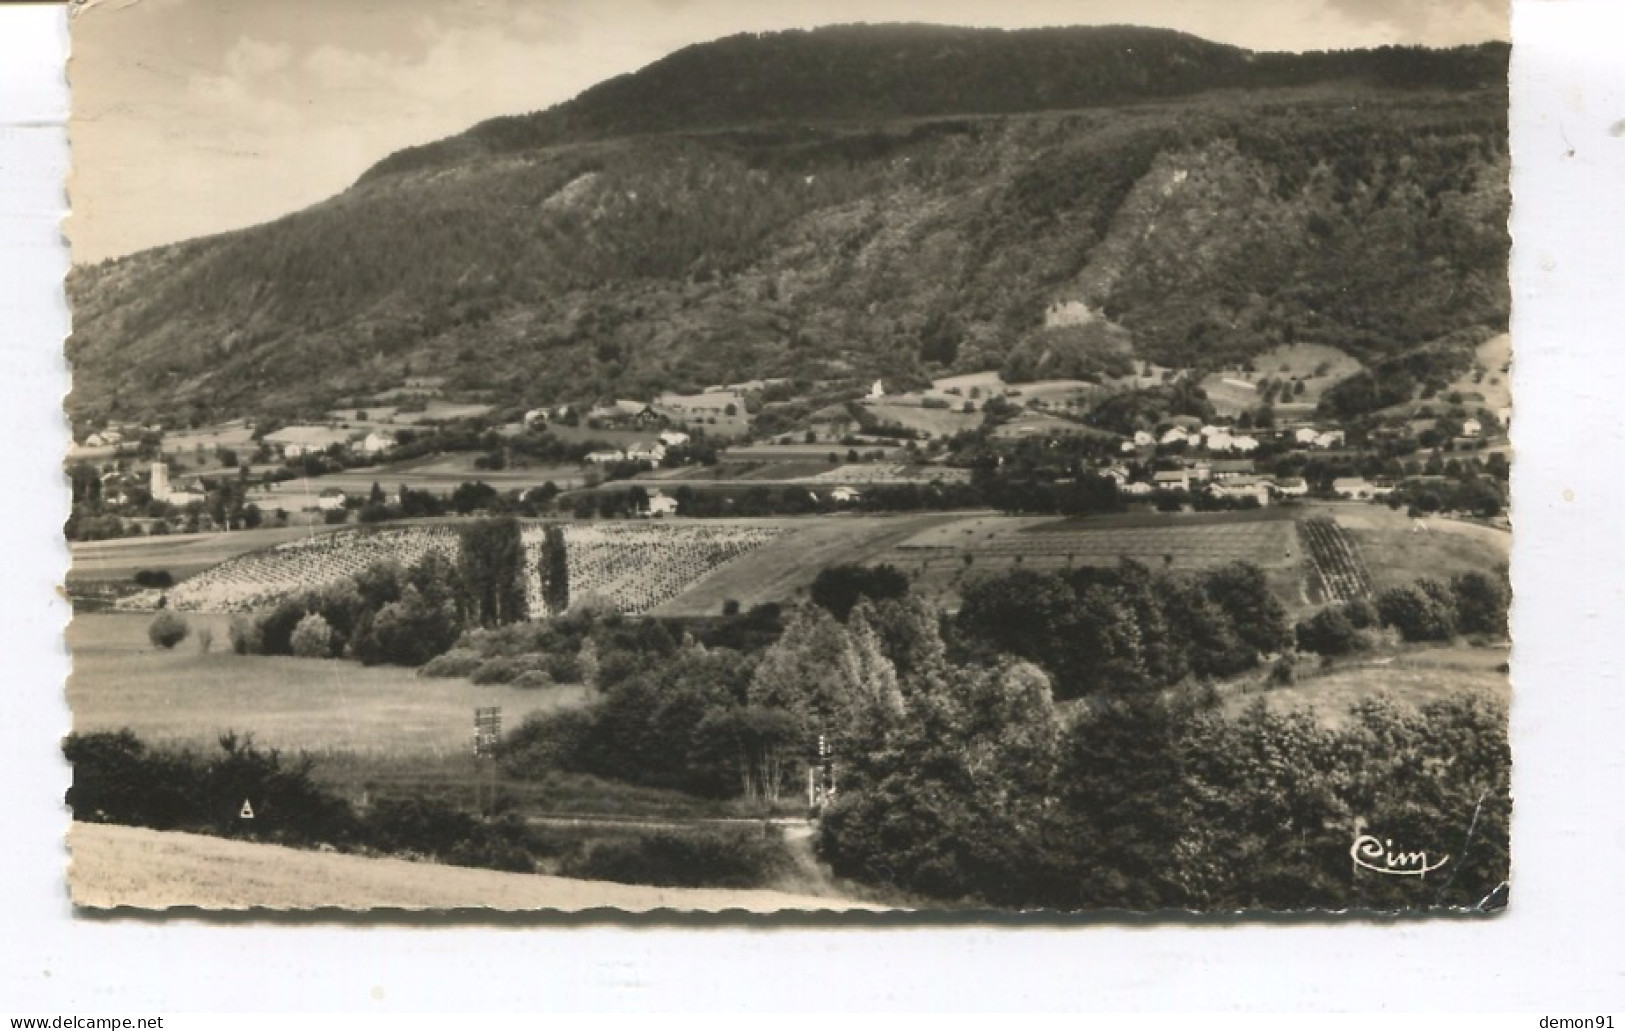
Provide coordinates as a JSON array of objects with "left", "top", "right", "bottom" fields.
[
  {"left": 1122, "top": 481, "right": 1155, "bottom": 496},
  {"left": 1160, "top": 426, "right": 1191, "bottom": 446},
  {"left": 585, "top": 449, "right": 626, "bottom": 464},
  {"left": 830, "top": 486, "right": 863, "bottom": 504},
  {"left": 624, "top": 441, "right": 666, "bottom": 463},
  {"left": 1209, "top": 477, "right": 1271, "bottom": 506},
  {"left": 658, "top": 430, "right": 691, "bottom": 447},
  {"left": 265, "top": 425, "right": 351, "bottom": 459},
  {"left": 358, "top": 431, "right": 396, "bottom": 456},
  {"left": 316, "top": 488, "right": 348, "bottom": 512},
  {"left": 1153, "top": 470, "right": 1191, "bottom": 491},
  {"left": 643, "top": 490, "right": 680, "bottom": 518},
  {"left": 1272, "top": 476, "right": 1309, "bottom": 497},
  {"left": 1332, "top": 477, "right": 1393, "bottom": 501},
  {"left": 1209, "top": 459, "right": 1257, "bottom": 479}
]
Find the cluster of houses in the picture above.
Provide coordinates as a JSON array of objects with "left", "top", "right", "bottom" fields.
[
  {"left": 1098, "top": 459, "right": 1307, "bottom": 507},
  {"left": 585, "top": 429, "right": 691, "bottom": 466},
  {"left": 262, "top": 425, "right": 397, "bottom": 460}
]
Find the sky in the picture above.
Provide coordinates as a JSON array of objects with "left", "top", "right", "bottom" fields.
[{"left": 67, "top": 0, "right": 1508, "bottom": 263}]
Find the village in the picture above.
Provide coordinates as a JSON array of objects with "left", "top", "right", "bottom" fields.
[{"left": 65, "top": 334, "right": 1513, "bottom": 539}]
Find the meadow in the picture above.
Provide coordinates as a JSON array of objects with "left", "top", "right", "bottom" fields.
[
  {"left": 1224, "top": 642, "right": 1511, "bottom": 730},
  {"left": 66, "top": 613, "right": 588, "bottom": 756}
]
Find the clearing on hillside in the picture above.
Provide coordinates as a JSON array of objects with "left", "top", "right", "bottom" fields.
[{"left": 1199, "top": 343, "right": 1363, "bottom": 418}]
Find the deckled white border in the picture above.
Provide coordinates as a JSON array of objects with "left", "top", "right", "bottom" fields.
[{"left": 3, "top": 0, "right": 1623, "bottom": 1011}]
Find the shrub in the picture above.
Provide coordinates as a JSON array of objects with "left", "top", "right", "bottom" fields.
[
  {"left": 147, "top": 611, "right": 190, "bottom": 650},
  {"left": 471, "top": 654, "right": 551, "bottom": 685},
  {"left": 290, "top": 612, "right": 334, "bottom": 659},
  {"left": 1377, "top": 583, "right": 1456, "bottom": 642},
  {"left": 511, "top": 670, "right": 555, "bottom": 689},
  {"left": 228, "top": 615, "right": 262, "bottom": 655},
  {"left": 1452, "top": 570, "right": 1510, "bottom": 637},
  {"left": 133, "top": 569, "right": 173, "bottom": 589},
  {"left": 1295, "top": 606, "right": 1367, "bottom": 657},
  {"left": 418, "top": 649, "right": 484, "bottom": 678},
  {"left": 558, "top": 826, "right": 794, "bottom": 889},
  {"left": 1269, "top": 654, "right": 1298, "bottom": 686}
]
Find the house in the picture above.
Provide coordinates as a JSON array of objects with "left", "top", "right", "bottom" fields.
[
  {"left": 316, "top": 488, "right": 347, "bottom": 512},
  {"left": 643, "top": 490, "right": 680, "bottom": 518},
  {"left": 358, "top": 431, "right": 396, "bottom": 456},
  {"left": 1100, "top": 465, "right": 1131, "bottom": 484},
  {"left": 1153, "top": 469, "right": 1190, "bottom": 491},
  {"left": 1332, "top": 477, "right": 1392, "bottom": 501},
  {"left": 1294, "top": 427, "right": 1321, "bottom": 446},
  {"left": 591, "top": 399, "right": 660, "bottom": 426},
  {"left": 1461, "top": 418, "right": 1483, "bottom": 438},
  {"left": 585, "top": 449, "right": 626, "bottom": 465},
  {"left": 1230, "top": 435, "right": 1260, "bottom": 453},
  {"left": 265, "top": 425, "right": 352, "bottom": 459},
  {"left": 1122, "top": 481, "right": 1155, "bottom": 496},
  {"left": 523, "top": 408, "right": 550, "bottom": 427},
  {"left": 1209, "top": 476, "right": 1271, "bottom": 506},
  {"left": 1313, "top": 430, "right": 1345, "bottom": 449},
  {"left": 1204, "top": 431, "right": 1234, "bottom": 452},
  {"left": 868, "top": 379, "right": 885, "bottom": 400},
  {"left": 624, "top": 441, "right": 667, "bottom": 463},
  {"left": 830, "top": 486, "right": 863, "bottom": 504},
  {"left": 658, "top": 430, "right": 691, "bottom": 447},
  {"left": 1159, "top": 426, "right": 1190, "bottom": 446},
  {"left": 1209, "top": 459, "right": 1257, "bottom": 480},
  {"left": 1271, "top": 476, "right": 1309, "bottom": 497},
  {"left": 1188, "top": 462, "right": 1213, "bottom": 483}
]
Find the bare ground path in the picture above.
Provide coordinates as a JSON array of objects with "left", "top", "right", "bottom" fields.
[{"left": 68, "top": 822, "right": 885, "bottom": 912}]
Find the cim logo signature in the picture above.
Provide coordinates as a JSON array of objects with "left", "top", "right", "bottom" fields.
[{"left": 1350, "top": 833, "right": 1450, "bottom": 877}]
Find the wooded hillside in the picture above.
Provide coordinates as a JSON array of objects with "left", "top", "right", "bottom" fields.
[{"left": 66, "top": 25, "right": 1509, "bottom": 428}]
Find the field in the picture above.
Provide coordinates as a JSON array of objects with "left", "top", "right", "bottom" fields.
[
  {"left": 1443, "top": 332, "right": 1513, "bottom": 415},
  {"left": 879, "top": 509, "right": 1305, "bottom": 610},
  {"left": 68, "top": 524, "right": 342, "bottom": 584},
  {"left": 69, "top": 822, "right": 878, "bottom": 911},
  {"left": 246, "top": 456, "right": 587, "bottom": 508},
  {"left": 67, "top": 613, "right": 589, "bottom": 756},
  {"left": 649, "top": 512, "right": 969, "bottom": 616},
  {"left": 857, "top": 401, "right": 981, "bottom": 438},
  {"left": 1198, "top": 343, "right": 1363, "bottom": 418},
  {"left": 552, "top": 522, "right": 786, "bottom": 615},
  {"left": 1328, "top": 503, "right": 1510, "bottom": 591},
  {"left": 1224, "top": 642, "right": 1511, "bottom": 730}
]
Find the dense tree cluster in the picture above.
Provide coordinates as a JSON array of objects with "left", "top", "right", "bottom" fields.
[{"left": 954, "top": 560, "right": 1290, "bottom": 698}]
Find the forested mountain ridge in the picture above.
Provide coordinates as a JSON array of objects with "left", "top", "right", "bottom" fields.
[{"left": 66, "top": 25, "right": 1509, "bottom": 428}]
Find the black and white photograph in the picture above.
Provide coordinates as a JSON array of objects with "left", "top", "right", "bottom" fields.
[{"left": 61, "top": 0, "right": 1513, "bottom": 914}]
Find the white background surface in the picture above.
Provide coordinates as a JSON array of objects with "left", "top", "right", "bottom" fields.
[{"left": 3, "top": 0, "right": 1622, "bottom": 1012}]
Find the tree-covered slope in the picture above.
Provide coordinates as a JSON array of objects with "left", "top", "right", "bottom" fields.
[{"left": 66, "top": 26, "right": 1509, "bottom": 428}]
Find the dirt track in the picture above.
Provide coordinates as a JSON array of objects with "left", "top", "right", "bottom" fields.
[{"left": 68, "top": 822, "right": 885, "bottom": 913}]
